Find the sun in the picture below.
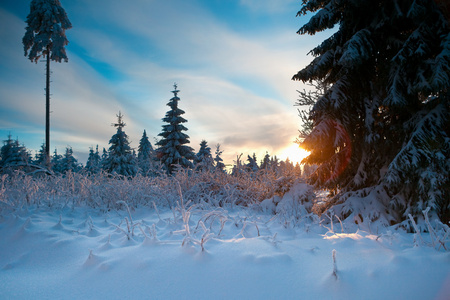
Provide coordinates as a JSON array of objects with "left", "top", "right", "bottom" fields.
[{"left": 279, "top": 143, "right": 310, "bottom": 165}]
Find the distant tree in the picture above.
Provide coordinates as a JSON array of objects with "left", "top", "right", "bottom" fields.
[
  {"left": 100, "top": 147, "right": 108, "bottom": 170},
  {"left": 214, "top": 144, "right": 226, "bottom": 172},
  {"left": 85, "top": 145, "right": 101, "bottom": 174},
  {"left": 245, "top": 153, "right": 259, "bottom": 172},
  {"left": 260, "top": 152, "right": 271, "bottom": 170},
  {"left": 23, "top": 0, "right": 72, "bottom": 163},
  {"left": 294, "top": 162, "right": 302, "bottom": 177},
  {"left": 231, "top": 153, "right": 244, "bottom": 176},
  {"left": 293, "top": 0, "right": 450, "bottom": 223},
  {"left": 279, "top": 158, "right": 294, "bottom": 176},
  {"left": 269, "top": 156, "right": 279, "bottom": 171},
  {"left": 195, "top": 140, "right": 214, "bottom": 172},
  {"left": 60, "top": 146, "right": 80, "bottom": 173},
  {"left": 137, "top": 130, "right": 155, "bottom": 176},
  {"left": 156, "top": 84, "right": 195, "bottom": 173},
  {"left": 0, "top": 135, "right": 29, "bottom": 168},
  {"left": 51, "top": 148, "right": 62, "bottom": 173},
  {"left": 34, "top": 142, "right": 47, "bottom": 167},
  {"left": 103, "top": 112, "right": 137, "bottom": 177}
]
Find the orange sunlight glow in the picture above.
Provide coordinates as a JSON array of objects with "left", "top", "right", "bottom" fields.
[{"left": 279, "top": 144, "right": 310, "bottom": 165}]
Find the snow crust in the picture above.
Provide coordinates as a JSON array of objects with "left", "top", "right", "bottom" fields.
[{"left": 1, "top": 193, "right": 449, "bottom": 299}]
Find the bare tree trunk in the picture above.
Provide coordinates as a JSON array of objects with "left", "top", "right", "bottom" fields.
[{"left": 45, "top": 51, "right": 50, "bottom": 165}]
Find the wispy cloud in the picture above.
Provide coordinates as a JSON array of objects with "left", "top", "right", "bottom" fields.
[{"left": 0, "top": 0, "right": 321, "bottom": 164}]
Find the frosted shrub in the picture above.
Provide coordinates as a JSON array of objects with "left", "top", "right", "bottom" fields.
[
  {"left": 0, "top": 165, "right": 304, "bottom": 214},
  {"left": 408, "top": 207, "right": 450, "bottom": 251}
]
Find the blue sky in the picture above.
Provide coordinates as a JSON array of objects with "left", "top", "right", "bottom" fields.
[{"left": 0, "top": 0, "right": 330, "bottom": 165}]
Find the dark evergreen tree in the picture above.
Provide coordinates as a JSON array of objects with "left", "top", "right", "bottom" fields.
[
  {"left": 85, "top": 145, "right": 101, "bottom": 174},
  {"left": 245, "top": 153, "right": 259, "bottom": 172},
  {"left": 214, "top": 144, "right": 226, "bottom": 172},
  {"left": 294, "top": 162, "right": 302, "bottom": 177},
  {"left": 100, "top": 147, "right": 108, "bottom": 170},
  {"left": 60, "top": 146, "right": 80, "bottom": 173},
  {"left": 195, "top": 140, "right": 214, "bottom": 172},
  {"left": 23, "top": 0, "right": 72, "bottom": 162},
  {"left": 137, "top": 130, "right": 155, "bottom": 176},
  {"left": 0, "top": 135, "right": 29, "bottom": 168},
  {"left": 260, "top": 152, "right": 271, "bottom": 170},
  {"left": 293, "top": 0, "right": 450, "bottom": 223},
  {"left": 269, "top": 156, "right": 279, "bottom": 171},
  {"left": 51, "top": 148, "right": 62, "bottom": 174},
  {"left": 103, "top": 112, "right": 137, "bottom": 177},
  {"left": 156, "top": 84, "right": 195, "bottom": 173},
  {"left": 34, "top": 142, "right": 47, "bottom": 167}
]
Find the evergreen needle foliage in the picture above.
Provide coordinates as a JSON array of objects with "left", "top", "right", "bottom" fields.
[
  {"left": 293, "top": 0, "right": 450, "bottom": 223},
  {"left": 156, "top": 84, "right": 195, "bottom": 174}
]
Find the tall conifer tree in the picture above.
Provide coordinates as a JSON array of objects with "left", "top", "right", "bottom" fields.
[
  {"left": 293, "top": 0, "right": 450, "bottom": 222},
  {"left": 103, "top": 112, "right": 137, "bottom": 177},
  {"left": 156, "top": 84, "right": 195, "bottom": 173},
  {"left": 60, "top": 146, "right": 80, "bottom": 173},
  {"left": 138, "top": 130, "right": 155, "bottom": 176},
  {"left": 195, "top": 140, "right": 214, "bottom": 172},
  {"left": 23, "top": 0, "right": 72, "bottom": 163},
  {"left": 85, "top": 145, "right": 101, "bottom": 174},
  {"left": 0, "top": 135, "right": 29, "bottom": 168},
  {"left": 213, "top": 144, "right": 226, "bottom": 173}
]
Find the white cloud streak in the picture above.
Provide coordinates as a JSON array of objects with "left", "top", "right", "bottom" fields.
[{"left": 0, "top": 1, "right": 323, "bottom": 165}]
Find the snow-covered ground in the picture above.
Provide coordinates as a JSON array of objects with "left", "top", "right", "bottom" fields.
[{"left": 1, "top": 200, "right": 449, "bottom": 300}]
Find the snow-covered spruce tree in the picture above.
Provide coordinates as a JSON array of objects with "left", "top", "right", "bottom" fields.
[
  {"left": 260, "top": 152, "right": 271, "bottom": 170},
  {"left": 194, "top": 140, "right": 214, "bottom": 172},
  {"left": 85, "top": 145, "right": 101, "bottom": 174},
  {"left": 293, "top": 0, "right": 450, "bottom": 223},
  {"left": 214, "top": 143, "right": 226, "bottom": 172},
  {"left": 246, "top": 153, "right": 259, "bottom": 172},
  {"left": 269, "top": 156, "right": 279, "bottom": 172},
  {"left": 137, "top": 130, "right": 156, "bottom": 176},
  {"left": 0, "top": 135, "right": 29, "bottom": 169},
  {"left": 23, "top": 0, "right": 72, "bottom": 162},
  {"left": 51, "top": 148, "right": 62, "bottom": 173},
  {"left": 100, "top": 147, "right": 108, "bottom": 169},
  {"left": 103, "top": 112, "right": 137, "bottom": 177},
  {"left": 60, "top": 146, "right": 80, "bottom": 173},
  {"left": 34, "top": 142, "right": 47, "bottom": 167},
  {"left": 156, "top": 84, "right": 195, "bottom": 174}
]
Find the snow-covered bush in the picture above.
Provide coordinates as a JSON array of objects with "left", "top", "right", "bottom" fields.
[
  {"left": 0, "top": 165, "right": 304, "bottom": 212},
  {"left": 261, "top": 182, "right": 316, "bottom": 227}
]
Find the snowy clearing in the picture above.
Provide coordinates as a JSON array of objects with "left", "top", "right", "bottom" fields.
[{"left": 1, "top": 204, "right": 449, "bottom": 300}]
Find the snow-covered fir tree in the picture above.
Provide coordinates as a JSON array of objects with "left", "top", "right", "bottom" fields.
[
  {"left": 294, "top": 162, "right": 302, "bottom": 177},
  {"left": 269, "top": 156, "right": 279, "bottom": 171},
  {"left": 23, "top": 0, "right": 72, "bottom": 161},
  {"left": 103, "top": 112, "right": 137, "bottom": 177},
  {"left": 156, "top": 84, "right": 195, "bottom": 174},
  {"left": 214, "top": 144, "right": 226, "bottom": 172},
  {"left": 51, "top": 148, "right": 62, "bottom": 174},
  {"left": 101, "top": 147, "right": 108, "bottom": 169},
  {"left": 23, "top": 0, "right": 72, "bottom": 64},
  {"left": 0, "top": 135, "right": 29, "bottom": 168},
  {"left": 85, "top": 145, "right": 101, "bottom": 174},
  {"left": 137, "top": 130, "right": 155, "bottom": 176},
  {"left": 60, "top": 146, "right": 80, "bottom": 173},
  {"left": 245, "top": 153, "right": 259, "bottom": 172},
  {"left": 260, "top": 152, "right": 271, "bottom": 170},
  {"left": 293, "top": 0, "right": 450, "bottom": 223},
  {"left": 194, "top": 140, "right": 214, "bottom": 172},
  {"left": 33, "top": 143, "right": 48, "bottom": 167}
]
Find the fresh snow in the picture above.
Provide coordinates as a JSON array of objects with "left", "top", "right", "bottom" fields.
[{"left": 0, "top": 187, "right": 449, "bottom": 300}]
